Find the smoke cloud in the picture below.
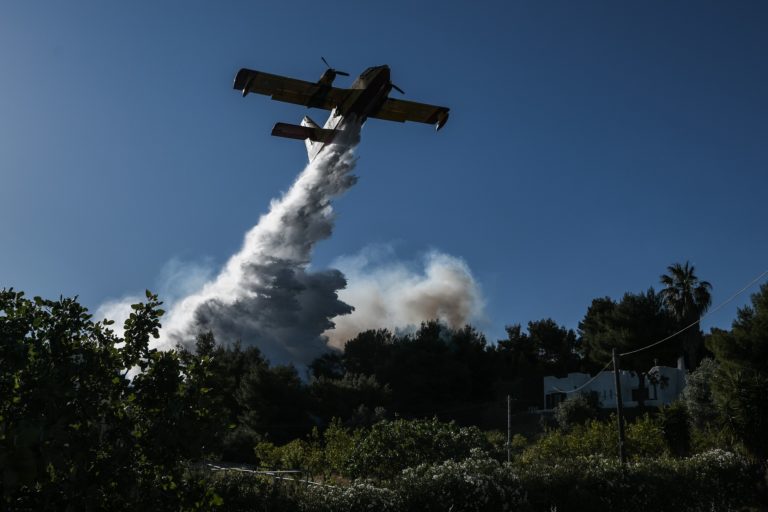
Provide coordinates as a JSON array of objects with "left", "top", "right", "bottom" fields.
[
  {"left": 324, "top": 247, "right": 484, "bottom": 349},
  {"left": 97, "top": 117, "right": 484, "bottom": 366},
  {"left": 155, "top": 122, "right": 362, "bottom": 365}
]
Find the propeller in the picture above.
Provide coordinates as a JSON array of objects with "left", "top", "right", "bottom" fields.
[
  {"left": 321, "top": 57, "right": 350, "bottom": 77},
  {"left": 390, "top": 83, "right": 405, "bottom": 95}
]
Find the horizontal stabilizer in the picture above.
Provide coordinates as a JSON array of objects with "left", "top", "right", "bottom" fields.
[
  {"left": 271, "top": 122, "right": 338, "bottom": 143},
  {"left": 301, "top": 115, "right": 320, "bottom": 129}
]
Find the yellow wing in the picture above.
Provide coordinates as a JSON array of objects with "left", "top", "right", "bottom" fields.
[
  {"left": 234, "top": 68, "right": 348, "bottom": 110},
  {"left": 370, "top": 98, "right": 450, "bottom": 130}
]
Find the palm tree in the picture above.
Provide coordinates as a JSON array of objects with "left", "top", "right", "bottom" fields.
[{"left": 660, "top": 261, "right": 712, "bottom": 369}]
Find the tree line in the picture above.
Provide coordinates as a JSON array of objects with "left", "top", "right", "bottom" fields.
[{"left": 2, "top": 261, "right": 767, "bottom": 508}]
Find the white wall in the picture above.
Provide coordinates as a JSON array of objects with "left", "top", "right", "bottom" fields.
[{"left": 542, "top": 366, "right": 686, "bottom": 410}]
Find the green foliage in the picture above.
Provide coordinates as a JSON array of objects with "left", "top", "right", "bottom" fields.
[
  {"left": 194, "top": 471, "right": 302, "bottom": 512},
  {"left": 708, "top": 283, "right": 768, "bottom": 460},
  {"left": 579, "top": 289, "right": 677, "bottom": 372},
  {"left": 681, "top": 357, "right": 720, "bottom": 428},
  {"left": 690, "top": 425, "right": 740, "bottom": 454},
  {"left": 658, "top": 401, "right": 691, "bottom": 456},
  {"left": 202, "top": 449, "right": 760, "bottom": 512},
  {"left": 553, "top": 392, "right": 599, "bottom": 431},
  {"left": 713, "top": 369, "right": 768, "bottom": 460},
  {"left": 660, "top": 261, "right": 712, "bottom": 369},
  {"left": 626, "top": 413, "right": 669, "bottom": 458},
  {"left": 398, "top": 452, "right": 524, "bottom": 512},
  {"left": 516, "top": 449, "right": 757, "bottom": 512},
  {"left": 321, "top": 419, "right": 359, "bottom": 478},
  {"left": 0, "top": 289, "right": 221, "bottom": 509},
  {"left": 521, "top": 415, "right": 667, "bottom": 463},
  {"left": 300, "top": 482, "right": 402, "bottom": 512},
  {"left": 483, "top": 429, "right": 527, "bottom": 460},
  {"left": 346, "top": 417, "right": 489, "bottom": 480},
  {"left": 308, "top": 373, "right": 391, "bottom": 427},
  {"left": 339, "top": 322, "right": 502, "bottom": 419},
  {"left": 237, "top": 363, "right": 313, "bottom": 445}
]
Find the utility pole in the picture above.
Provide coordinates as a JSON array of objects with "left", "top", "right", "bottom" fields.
[
  {"left": 506, "top": 394, "right": 511, "bottom": 463},
  {"left": 612, "top": 348, "right": 627, "bottom": 463}
]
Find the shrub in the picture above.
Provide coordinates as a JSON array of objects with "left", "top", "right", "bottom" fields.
[
  {"left": 658, "top": 401, "right": 691, "bottom": 456},
  {"left": 300, "top": 482, "right": 401, "bottom": 512},
  {"left": 625, "top": 413, "right": 668, "bottom": 458},
  {"left": 199, "top": 449, "right": 761, "bottom": 512},
  {"left": 222, "top": 426, "right": 262, "bottom": 464},
  {"left": 521, "top": 415, "right": 667, "bottom": 463},
  {"left": 516, "top": 449, "right": 758, "bottom": 512},
  {"left": 682, "top": 357, "right": 719, "bottom": 428},
  {"left": 346, "top": 418, "right": 489, "bottom": 480},
  {"left": 322, "top": 418, "right": 359, "bottom": 478},
  {"left": 553, "top": 392, "right": 600, "bottom": 431},
  {"left": 397, "top": 450, "right": 525, "bottom": 512}
]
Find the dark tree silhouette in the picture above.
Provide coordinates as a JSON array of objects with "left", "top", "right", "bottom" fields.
[{"left": 660, "top": 261, "right": 712, "bottom": 369}]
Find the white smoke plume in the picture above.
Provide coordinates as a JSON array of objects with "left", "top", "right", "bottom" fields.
[
  {"left": 155, "top": 121, "right": 362, "bottom": 365},
  {"left": 324, "top": 247, "right": 484, "bottom": 349},
  {"left": 97, "top": 117, "right": 485, "bottom": 365}
]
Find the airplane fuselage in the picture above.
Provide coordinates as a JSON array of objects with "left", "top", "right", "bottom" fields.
[
  {"left": 306, "top": 66, "right": 392, "bottom": 159},
  {"left": 338, "top": 65, "right": 392, "bottom": 120}
]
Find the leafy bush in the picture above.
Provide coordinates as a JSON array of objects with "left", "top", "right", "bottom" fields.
[
  {"left": 553, "top": 392, "right": 600, "bottom": 430},
  {"left": 516, "top": 449, "right": 758, "bottom": 512},
  {"left": 708, "top": 283, "right": 768, "bottom": 460},
  {"left": 300, "top": 482, "right": 401, "bottom": 512},
  {"left": 200, "top": 448, "right": 760, "bottom": 512},
  {"left": 397, "top": 450, "right": 525, "bottom": 512},
  {"left": 198, "top": 471, "right": 299, "bottom": 512},
  {"left": 682, "top": 357, "right": 719, "bottom": 428},
  {"left": 625, "top": 413, "right": 668, "bottom": 458},
  {"left": 521, "top": 414, "right": 667, "bottom": 463},
  {"left": 346, "top": 418, "right": 489, "bottom": 480},
  {"left": 321, "top": 419, "right": 359, "bottom": 479},
  {"left": 0, "top": 290, "right": 223, "bottom": 510},
  {"left": 658, "top": 401, "right": 691, "bottom": 456}
]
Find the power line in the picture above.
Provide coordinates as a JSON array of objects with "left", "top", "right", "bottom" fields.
[
  {"left": 552, "top": 360, "right": 613, "bottom": 394},
  {"left": 619, "top": 268, "right": 768, "bottom": 358},
  {"left": 553, "top": 268, "right": 767, "bottom": 394}
]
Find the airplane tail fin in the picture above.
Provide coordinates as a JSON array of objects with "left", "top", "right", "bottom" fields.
[{"left": 301, "top": 116, "right": 320, "bottom": 158}]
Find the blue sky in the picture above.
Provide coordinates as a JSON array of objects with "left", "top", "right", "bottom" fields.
[{"left": 1, "top": 1, "right": 767, "bottom": 342}]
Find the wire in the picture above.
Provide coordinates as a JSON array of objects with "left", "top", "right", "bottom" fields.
[
  {"left": 552, "top": 268, "right": 768, "bottom": 394},
  {"left": 619, "top": 268, "right": 768, "bottom": 358},
  {"left": 552, "top": 360, "right": 613, "bottom": 394}
]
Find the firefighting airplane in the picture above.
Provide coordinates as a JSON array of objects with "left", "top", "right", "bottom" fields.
[{"left": 233, "top": 58, "right": 450, "bottom": 160}]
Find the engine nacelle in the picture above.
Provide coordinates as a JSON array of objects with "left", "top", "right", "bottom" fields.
[{"left": 317, "top": 69, "right": 337, "bottom": 86}]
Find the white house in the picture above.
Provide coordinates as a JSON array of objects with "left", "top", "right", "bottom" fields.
[{"left": 542, "top": 360, "right": 686, "bottom": 410}]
